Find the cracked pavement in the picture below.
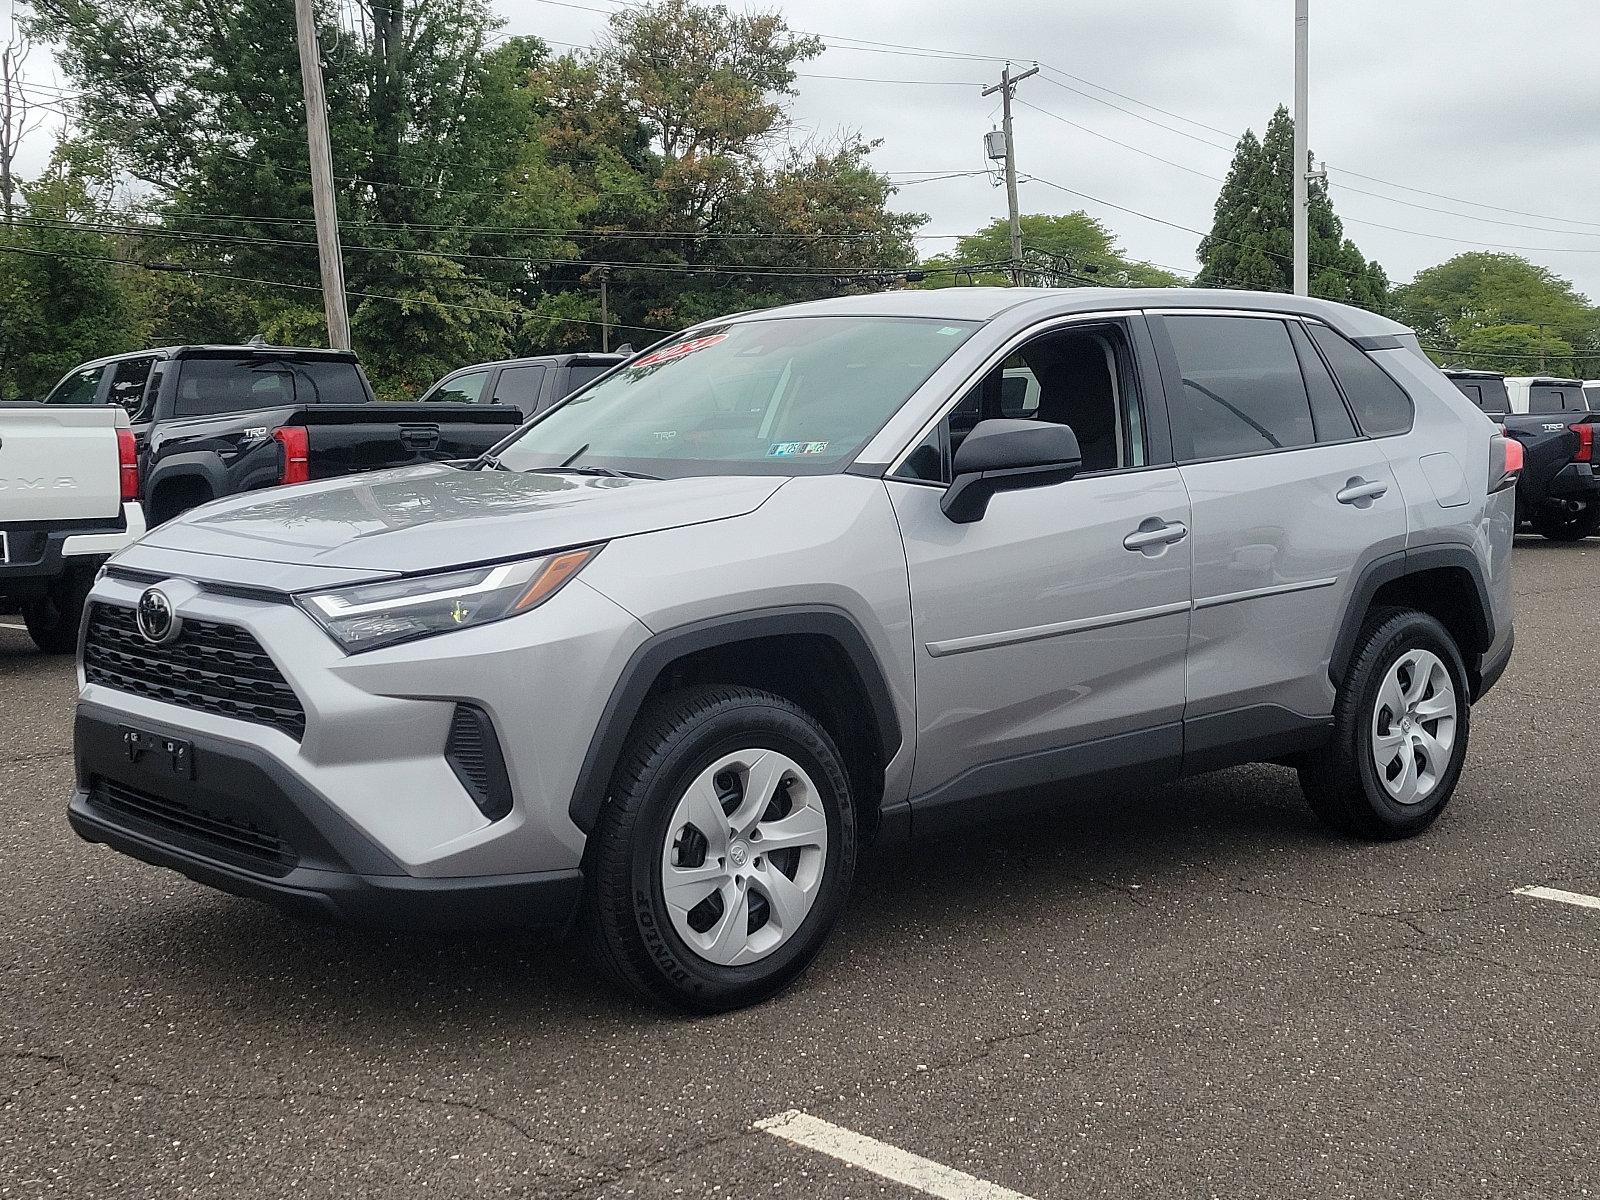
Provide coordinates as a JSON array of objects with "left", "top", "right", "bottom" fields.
[{"left": 4, "top": 539, "right": 1600, "bottom": 1198}]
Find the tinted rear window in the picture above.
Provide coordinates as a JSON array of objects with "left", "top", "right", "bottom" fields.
[
  {"left": 1308, "top": 325, "right": 1414, "bottom": 436},
  {"left": 173, "top": 357, "right": 367, "bottom": 417},
  {"left": 1451, "top": 377, "right": 1508, "bottom": 414},
  {"left": 1586, "top": 384, "right": 1600, "bottom": 413},
  {"left": 562, "top": 363, "right": 613, "bottom": 396},
  {"left": 1527, "top": 385, "right": 1585, "bottom": 415}
]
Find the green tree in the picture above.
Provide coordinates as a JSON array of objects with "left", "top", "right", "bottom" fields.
[
  {"left": 1196, "top": 106, "right": 1388, "bottom": 309},
  {"left": 31, "top": 1, "right": 585, "bottom": 393},
  {"left": 918, "top": 212, "right": 1183, "bottom": 288},
  {"left": 0, "top": 143, "right": 138, "bottom": 398},
  {"left": 1392, "top": 252, "right": 1598, "bottom": 374}
]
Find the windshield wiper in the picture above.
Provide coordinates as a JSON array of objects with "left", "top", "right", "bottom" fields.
[{"left": 537, "top": 465, "right": 662, "bottom": 481}]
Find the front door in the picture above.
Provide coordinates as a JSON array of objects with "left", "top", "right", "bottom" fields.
[{"left": 886, "top": 318, "right": 1193, "bottom": 829}]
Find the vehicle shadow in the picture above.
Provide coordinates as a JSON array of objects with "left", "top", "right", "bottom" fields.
[{"left": 70, "top": 762, "right": 1334, "bottom": 1029}]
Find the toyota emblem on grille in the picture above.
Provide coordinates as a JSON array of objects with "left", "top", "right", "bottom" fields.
[{"left": 135, "top": 587, "right": 181, "bottom": 646}]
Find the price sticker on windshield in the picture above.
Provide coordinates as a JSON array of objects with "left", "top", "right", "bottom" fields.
[{"left": 628, "top": 334, "right": 728, "bottom": 371}]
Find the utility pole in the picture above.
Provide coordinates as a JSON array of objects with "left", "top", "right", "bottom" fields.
[
  {"left": 1538, "top": 322, "right": 1547, "bottom": 372},
  {"left": 598, "top": 267, "right": 611, "bottom": 352},
  {"left": 294, "top": 0, "right": 351, "bottom": 350},
  {"left": 983, "top": 62, "right": 1038, "bottom": 286},
  {"left": 1292, "top": 0, "right": 1310, "bottom": 296}
]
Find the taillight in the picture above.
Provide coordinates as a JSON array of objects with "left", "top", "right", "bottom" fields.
[
  {"left": 116, "top": 427, "right": 139, "bottom": 502},
  {"left": 1490, "top": 427, "right": 1522, "bottom": 493},
  {"left": 272, "top": 426, "right": 310, "bottom": 485},
  {"left": 1573, "top": 422, "right": 1593, "bottom": 464}
]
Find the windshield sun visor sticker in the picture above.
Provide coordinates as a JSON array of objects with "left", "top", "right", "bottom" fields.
[{"left": 627, "top": 333, "right": 728, "bottom": 371}]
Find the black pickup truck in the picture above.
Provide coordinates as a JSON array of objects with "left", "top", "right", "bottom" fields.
[
  {"left": 1446, "top": 369, "right": 1600, "bottom": 540},
  {"left": 42, "top": 345, "right": 522, "bottom": 524}
]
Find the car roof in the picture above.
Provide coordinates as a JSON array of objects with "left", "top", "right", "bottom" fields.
[
  {"left": 1442, "top": 368, "right": 1505, "bottom": 380},
  {"left": 439, "top": 352, "right": 626, "bottom": 378},
  {"left": 711, "top": 286, "right": 1415, "bottom": 341},
  {"left": 70, "top": 345, "right": 359, "bottom": 370}
]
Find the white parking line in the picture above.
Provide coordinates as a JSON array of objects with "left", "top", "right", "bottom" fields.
[
  {"left": 1515, "top": 885, "right": 1600, "bottom": 911},
  {"left": 0, "top": 621, "right": 27, "bottom": 631},
  {"left": 755, "top": 1110, "right": 1036, "bottom": 1200}
]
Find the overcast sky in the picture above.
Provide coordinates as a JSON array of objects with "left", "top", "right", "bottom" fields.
[
  {"left": 505, "top": 0, "right": 1600, "bottom": 298},
  {"left": 12, "top": 1, "right": 1599, "bottom": 299}
]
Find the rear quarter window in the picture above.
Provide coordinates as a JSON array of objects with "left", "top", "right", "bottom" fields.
[
  {"left": 173, "top": 357, "right": 367, "bottom": 416},
  {"left": 1308, "top": 325, "right": 1415, "bottom": 436}
]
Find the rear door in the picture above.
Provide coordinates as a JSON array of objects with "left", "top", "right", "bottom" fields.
[
  {"left": 1152, "top": 311, "right": 1408, "bottom": 730},
  {"left": 489, "top": 363, "right": 547, "bottom": 414},
  {"left": 888, "top": 315, "right": 1192, "bottom": 826}
]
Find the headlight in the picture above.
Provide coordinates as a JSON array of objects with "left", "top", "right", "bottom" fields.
[{"left": 295, "top": 545, "right": 602, "bottom": 654}]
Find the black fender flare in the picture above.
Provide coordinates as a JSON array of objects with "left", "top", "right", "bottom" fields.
[
  {"left": 1328, "top": 544, "right": 1494, "bottom": 687},
  {"left": 145, "top": 452, "right": 228, "bottom": 511},
  {"left": 567, "top": 605, "right": 903, "bottom": 835}
]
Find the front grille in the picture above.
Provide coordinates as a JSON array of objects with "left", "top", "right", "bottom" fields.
[
  {"left": 91, "top": 778, "right": 296, "bottom": 873},
  {"left": 83, "top": 603, "right": 307, "bottom": 740}
]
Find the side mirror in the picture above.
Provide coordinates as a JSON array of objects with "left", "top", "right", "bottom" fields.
[{"left": 941, "top": 418, "right": 1082, "bottom": 523}]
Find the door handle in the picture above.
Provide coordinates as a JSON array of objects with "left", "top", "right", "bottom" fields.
[
  {"left": 1123, "top": 520, "right": 1188, "bottom": 552},
  {"left": 1336, "top": 477, "right": 1388, "bottom": 506}
]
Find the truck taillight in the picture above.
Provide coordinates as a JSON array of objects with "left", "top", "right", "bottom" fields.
[
  {"left": 273, "top": 426, "right": 310, "bottom": 485},
  {"left": 1490, "top": 427, "right": 1522, "bottom": 494},
  {"left": 1573, "top": 422, "right": 1593, "bottom": 464},
  {"left": 116, "top": 427, "right": 139, "bottom": 502}
]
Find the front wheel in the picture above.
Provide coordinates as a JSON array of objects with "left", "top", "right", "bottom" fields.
[
  {"left": 581, "top": 684, "right": 857, "bottom": 1012},
  {"left": 1534, "top": 502, "right": 1600, "bottom": 541},
  {"left": 1299, "top": 608, "right": 1471, "bottom": 840}
]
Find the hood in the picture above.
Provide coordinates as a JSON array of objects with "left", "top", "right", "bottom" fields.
[{"left": 135, "top": 464, "right": 786, "bottom": 579}]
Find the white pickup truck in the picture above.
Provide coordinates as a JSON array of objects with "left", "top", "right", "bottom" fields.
[{"left": 0, "top": 403, "right": 147, "bottom": 652}]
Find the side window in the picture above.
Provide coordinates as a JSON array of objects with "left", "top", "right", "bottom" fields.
[
  {"left": 1163, "top": 315, "right": 1315, "bottom": 460},
  {"left": 492, "top": 365, "right": 547, "bottom": 408},
  {"left": 1288, "top": 322, "right": 1357, "bottom": 442},
  {"left": 896, "top": 324, "right": 1145, "bottom": 484},
  {"left": 107, "top": 357, "right": 157, "bottom": 418},
  {"left": 44, "top": 364, "right": 106, "bottom": 405},
  {"left": 427, "top": 370, "right": 488, "bottom": 404},
  {"left": 1307, "top": 324, "right": 1415, "bottom": 436},
  {"left": 1586, "top": 385, "right": 1600, "bottom": 414}
]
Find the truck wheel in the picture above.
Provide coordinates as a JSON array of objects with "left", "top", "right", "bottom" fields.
[
  {"left": 582, "top": 685, "right": 857, "bottom": 1012},
  {"left": 1534, "top": 503, "right": 1600, "bottom": 541},
  {"left": 22, "top": 566, "right": 94, "bottom": 654},
  {"left": 1299, "top": 607, "right": 1471, "bottom": 840}
]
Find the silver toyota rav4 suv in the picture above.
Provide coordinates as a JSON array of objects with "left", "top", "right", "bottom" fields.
[{"left": 70, "top": 289, "right": 1517, "bottom": 1011}]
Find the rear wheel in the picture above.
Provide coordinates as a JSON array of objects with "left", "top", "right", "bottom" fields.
[
  {"left": 1534, "top": 502, "right": 1600, "bottom": 541},
  {"left": 22, "top": 565, "right": 94, "bottom": 654},
  {"left": 1299, "top": 608, "right": 1471, "bottom": 839},
  {"left": 582, "top": 684, "right": 856, "bottom": 1012}
]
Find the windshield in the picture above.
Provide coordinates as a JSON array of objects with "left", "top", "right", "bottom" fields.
[{"left": 490, "top": 316, "right": 979, "bottom": 478}]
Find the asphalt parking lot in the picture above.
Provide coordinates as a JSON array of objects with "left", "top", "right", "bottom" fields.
[{"left": 3, "top": 539, "right": 1599, "bottom": 1199}]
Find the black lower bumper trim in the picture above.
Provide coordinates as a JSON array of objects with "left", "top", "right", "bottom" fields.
[
  {"left": 69, "top": 791, "right": 584, "bottom": 931},
  {"left": 1475, "top": 627, "right": 1515, "bottom": 701}
]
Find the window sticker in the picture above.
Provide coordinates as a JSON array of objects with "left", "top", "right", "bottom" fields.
[
  {"left": 767, "top": 440, "right": 831, "bottom": 457},
  {"left": 628, "top": 333, "right": 728, "bottom": 371}
]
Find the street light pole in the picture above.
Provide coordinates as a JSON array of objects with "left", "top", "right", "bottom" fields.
[
  {"left": 294, "top": 0, "right": 351, "bottom": 350},
  {"left": 1292, "top": 0, "right": 1310, "bottom": 297},
  {"left": 983, "top": 62, "right": 1039, "bottom": 286}
]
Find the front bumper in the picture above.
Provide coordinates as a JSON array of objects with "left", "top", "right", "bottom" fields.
[
  {"left": 69, "top": 701, "right": 585, "bottom": 930},
  {"left": 71, "top": 564, "right": 651, "bottom": 923}
]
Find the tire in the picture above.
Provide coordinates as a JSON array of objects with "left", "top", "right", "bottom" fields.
[
  {"left": 21, "top": 566, "right": 93, "bottom": 654},
  {"left": 581, "top": 684, "right": 857, "bottom": 1013},
  {"left": 1299, "top": 607, "right": 1471, "bottom": 840},
  {"left": 1534, "top": 502, "right": 1600, "bottom": 541}
]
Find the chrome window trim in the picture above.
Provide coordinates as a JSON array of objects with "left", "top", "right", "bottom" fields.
[{"left": 883, "top": 308, "right": 1145, "bottom": 479}]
